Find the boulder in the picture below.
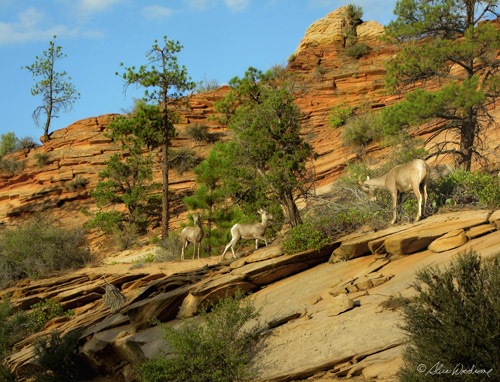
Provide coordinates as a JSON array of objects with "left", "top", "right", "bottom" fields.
[
  {"left": 326, "top": 294, "right": 354, "bottom": 316},
  {"left": 428, "top": 229, "right": 468, "bottom": 253}
]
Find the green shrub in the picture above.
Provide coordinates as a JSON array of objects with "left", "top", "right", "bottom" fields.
[
  {"left": 136, "top": 291, "right": 261, "bottom": 382},
  {"left": 283, "top": 222, "right": 332, "bottom": 254},
  {"left": 399, "top": 250, "right": 500, "bottom": 381},
  {"left": 341, "top": 112, "right": 383, "bottom": 155},
  {"left": 287, "top": 53, "right": 297, "bottom": 63},
  {"left": 27, "top": 299, "right": 74, "bottom": 332},
  {"left": 0, "top": 296, "right": 30, "bottom": 358},
  {"left": 33, "top": 329, "right": 88, "bottom": 382},
  {"left": 169, "top": 148, "right": 200, "bottom": 175},
  {"left": 34, "top": 152, "right": 50, "bottom": 167},
  {"left": 434, "top": 170, "right": 500, "bottom": 209},
  {"left": 0, "top": 217, "right": 91, "bottom": 285},
  {"left": 328, "top": 102, "right": 355, "bottom": 129},
  {"left": 0, "top": 133, "right": 17, "bottom": 158},
  {"left": 0, "top": 158, "right": 24, "bottom": 176},
  {"left": 345, "top": 43, "right": 370, "bottom": 59},
  {"left": 16, "top": 136, "right": 39, "bottom": 151},
  {"left": 186, "top": 124, "right": 216, "bottom": 143},
  {"left": 154, "top": 231, "right": 183, "bottom": 262}
]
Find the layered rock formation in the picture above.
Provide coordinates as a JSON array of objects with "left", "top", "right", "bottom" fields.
[{"left": 3, "top": 209, "right": 500, "bottom": 381}]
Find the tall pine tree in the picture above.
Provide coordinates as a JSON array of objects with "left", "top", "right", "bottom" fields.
[{"left": 383, "top": 0, "right": 500, "bottom": 170}]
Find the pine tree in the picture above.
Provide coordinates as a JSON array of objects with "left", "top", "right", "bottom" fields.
[
  {"left": 23, "top": 36, "right": 80, "bottom": 141},
  {"left": 118, "top": 36, "right": 195, "bottom": 241},
  {"left": 214, "top": 66, "right": 315, "bottom": 227},
  {"left": 383, "top": 0, "right": 500, "bottom": 170}
]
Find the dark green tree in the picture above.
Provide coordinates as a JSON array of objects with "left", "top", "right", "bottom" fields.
[
  {"left": 23, "top": 35, "right": 80, "bottom": 141},
  {"left": 183, "top": 147, "right": 240, "bottom": 255},
  {"left": 215, "top": 67, "right": 315, "bottom": 227},
  {"left": 118, "top": 36, "right": 196, "bottom": 241},
  {"left": 399, "top": 250, "right": 500, "bottom": 381},
  {"left": 383, "top": 0, "right": 500, "bottom": 171}
]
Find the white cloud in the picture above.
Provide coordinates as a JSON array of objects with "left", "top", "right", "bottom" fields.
[
  {"left": 142, "top": 5, "right": 177, "bottom": 21},
  {"left": 77, "top": 0, "right": 122, "bottom": 14},
  {"left": 224, "top": 0, "right": 249, "bottom": 12},
  {"left": 185, "top": 0, "right": 214, "bottom": 11},
  {"left": 0, "top": 7, "right": 78, "bottom": 45}
]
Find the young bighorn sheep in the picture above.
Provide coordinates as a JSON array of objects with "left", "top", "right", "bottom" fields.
[
  {"left": 180, "top": 214, "right": 204, "bottom": 260},
  {"left": 357, "top": 159, "right": 430, "bottom": 225},
  {"left": 222, "top": 208, "right": 273, "bottom": 259}
]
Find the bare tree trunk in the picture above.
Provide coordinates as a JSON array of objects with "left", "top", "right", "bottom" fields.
[
  {"left": 161, "top": 137, "right": 170, "bottom": 242},
  {"left": 280, "top": 190, "right": 302, "bottom": 227}
]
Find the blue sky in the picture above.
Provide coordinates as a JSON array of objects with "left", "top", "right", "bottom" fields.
[{"left": 0, "top": 0, "right": 398, "bottom": 143}]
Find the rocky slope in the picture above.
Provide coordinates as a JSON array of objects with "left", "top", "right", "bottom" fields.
[{"left": 3, "top": 209, "right": 500, "bottom": 381}]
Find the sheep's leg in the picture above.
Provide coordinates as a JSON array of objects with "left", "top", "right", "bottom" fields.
[
  {"left": 390, "top": 192, "right": 398, "bottom": 225},
  {"left": 181, "top": 240, "right": 187, "bottom": 261},
  {"left": 223, "top": 234, "right": 240, "bottom": 259},
  {"left": 414, "top": 187, "right": 423, "bottom": 222},
  {"left": 255, "top": 239, "right": 259, "bottom": 250}
]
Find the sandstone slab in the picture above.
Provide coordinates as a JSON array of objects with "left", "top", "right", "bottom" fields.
[{"left": 428, "top": 229, "right": 468, "bottom": 253}]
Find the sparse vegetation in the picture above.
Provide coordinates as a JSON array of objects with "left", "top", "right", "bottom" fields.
[
  {"left": 169, "top": 148, "right": 200, "bottom": 175},
  {"left": 287, "top": 53, "right": 297, "bottom": 63},
  {"left": 136, "top": 291, "right": 261, "bottom": 382},
  {"left": 328, "top": 102, "right": 355, "bottom": 129},
  {"left": 27, "top": 299, "right": 74, "bottom": 332},
  {"left": 341, "top": 111, "right": 383, "bottom": 158},
  {"left": 33, "top": 329, "right": 86, "bottom": 382},
  {"left": 433, "top": 170, "right": 500, "bottom": 209},
  {"left": 399, "top": 250, "right": 500, "bottom": 381},
  {"left": 195, "top": 77, "right": 219, "bottom": 94},
  {"left": 66, "top": 175, "right": 89, "bottom": 190},
  {"left": 345, "top": 42, "right": 370, "bottom": 59},
  {"left": 0, "top": 158, "right": 24, "bottom": 176},
  {"left": 34, "top": 152, "right": 50, "bottom": 167},
  {"left": 0, "top": 132, "right": 17, "bottom": 158},
  {"left": 0, "top": 216, "right": 91, "bottom": 286},
  {"left": 186, "top": 123, "right": 216, "bottom": 143},
  {"left": 283, "top": 221, "right": 332, "bottom": 254}
]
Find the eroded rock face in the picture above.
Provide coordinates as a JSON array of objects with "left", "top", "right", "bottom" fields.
[
  {"left": 294, "top": 6, "right": 384, "bottom": 55},
  {"left": 2, "top": 209, "right": 500, "bottom": 381}
]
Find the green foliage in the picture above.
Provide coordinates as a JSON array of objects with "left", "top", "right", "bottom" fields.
[
  {"left": 154, "top": 231, "right": 183, "bottom": 262},
  {"left": 345, "top": 42, "right": 370, "bottom": 59},
  {"left": 185, "top": 123, "right": 216, "bottom": 143},
  {"left": 0, "top": 158, "right": 24, "bottom": 176},
  {"left": 27, "top": 299, "right": 74, "bottom": 332},
  {"left": 283, "top": 222, "right": 332, "bottom": 254},
  {"left": 433, "top": 170, "right": 500, "bottom": 209},
  {"left": 23, "top": 35, "right": 80, "bottom": 140},
  {"left": 214, "top": 66, "right": 315, "bottom": 227},
  {"left": 0, "top": 216, "right": 90, "bottom": 285},
  {"left": 33, "top": 329, "right": 86, "bottom": 382},
  {"left": 136, "top": 291, "right": 261, "bottom": 382},
  {"left": 399, "top": 250, "right": 500, "bottom": 381},
  {"left": 0, "top": 296, "right": 30, "bottom": 358},
  {"left": 117, "top": 36, "right": 196, "bottom": 240},
  {"left": 342, "top": 4, "right": 363, "bottom": 47},
  {"left": 89, "top": 151, "right": 161, "bottom": 235},
  {"left": 287, "top": 53, "right": 297, "bottom": 63},
  {"left": 328, "top": 102, "right": 355, "bottom": 128},
  {"left": 384, "top": 1, "right": 500, "bottom": 170},
  {"left": 34, "top": 152, "right": 50, "bottom": 167},
  {"left": 341, "top": 111, "right": 383, "bottom": 156},
  {"left": 0, "top": 132, "right": 17, "bottom": 157}
]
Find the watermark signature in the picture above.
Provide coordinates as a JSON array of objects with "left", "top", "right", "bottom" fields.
[{"left": 417, "top": 362, "right": 493, "bottom": 378}]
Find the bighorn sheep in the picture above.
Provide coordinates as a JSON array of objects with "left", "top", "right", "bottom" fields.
[
  {"left": 357, "top": 159, "right": 430, "bottom": 225},
  {"left": 180, "top": 214, "right": 204, "bottom": 260},
  {"left": 222, "top": 208, "right": 273, "bottom": 259}
]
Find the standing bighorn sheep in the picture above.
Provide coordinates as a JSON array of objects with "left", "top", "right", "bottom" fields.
[
  {"left": 357, "top": 159, "right": 430, "bottom": 225},
  {"left": 180, "top": 214, "right": 204, "bottom": 260},
  {"left": 222, "top": 208, "right": 273, "bottom": 259}
]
